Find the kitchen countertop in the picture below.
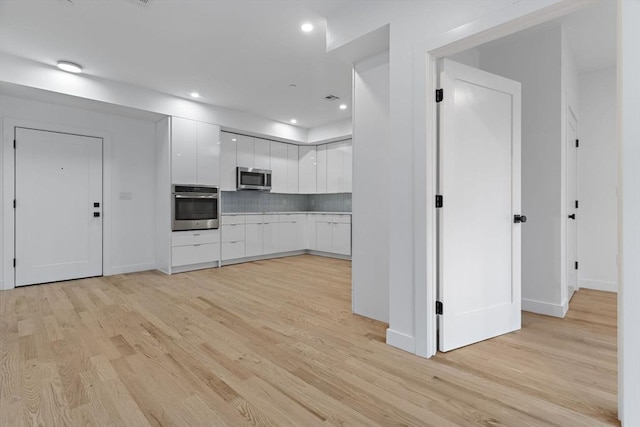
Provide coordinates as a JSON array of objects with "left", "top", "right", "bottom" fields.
[{"left": 223, "top": 211, "right": 351, "bottom": 215}]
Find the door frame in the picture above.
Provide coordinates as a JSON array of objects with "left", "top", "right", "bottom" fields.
[
  {"left": 2, "top": 118, "right": 111, "bottom": 290},
  {"left": 565, "top": 104, "right": 579, "bottom": 302},
  {"left": 419, "top": 0, "right": 594, "bottom": 360}
]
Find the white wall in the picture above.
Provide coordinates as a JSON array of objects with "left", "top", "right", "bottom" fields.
[
  {"left": 352, "top": 52, "right": 390, "bottom": 322},
  {"left": 578, "top": 67, "right": 618, "bottom": 292},
  {"left": 0, "top": 94, "right": 158, "bottom": 289},
  {"left": 308, "top": 119, "right": 352, "bottom": 144},
  {"left": 478, "top": 27, "right": 566, "bottom": 316}
]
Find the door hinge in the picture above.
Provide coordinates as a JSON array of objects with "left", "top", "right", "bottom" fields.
[
  {"left": 435, "top": 89, "right": 443, "bottom": 103},
  {"left": 575, "top": 200, "right": 579, "bottom": 209},
  {"left": 13, "top": 139, "right": 16, "bottom": 149},
  {"left": 13, "top": 258, "right": 16, "bottom": 268},
  {"left": 13, "top": 199, "right": 16, "bottom": 209},
  {"left": 575, "top": 139, "right": 579, "bottom": 148},
  {"left": 575, "top": 261, "right": 579, "bottom": 270},
  {"left": 435, "top": 195, "right": 443, "bottom": 208},
  {"left": 436, "top": 301, "right": 443, "bottom": 315}
]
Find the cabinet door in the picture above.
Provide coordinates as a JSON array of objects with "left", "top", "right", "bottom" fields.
[
  {"left": 298, "top": 146, "right": 317, "bottom": 194},
  {"left": 316, "top": 220, "right": 333, "bottom": 252},
  {"left": 294, "top": 214, "right": 307, "bottom": 250},
  {"left": 171, "top": 117, "right": 197, "bottom": 184},
  {"left": 287, "top": 145, "right": 299, "bottom": 194},
  {"left": 270, "top": 142, "right": 288, "bottom": 193},
  {"left": 262, "top": 221, "right": 278, "bottom": 254},
  {"left": 316, "top": 144, "right": 327, "bottom": 194},
  {"left": 254, "top": 138, "right": 271, "bottom": 170},
  {"left": 220, "top": 132, "right": 237, "bottom": 191},
  {"left": 306, "top": 214, "right": 317, "bottom": 250},
  {"left": 245, "top": 223, "right": 263, "bottom": 257},
  {"left": 236, "top": 134, "right": 254, "bottom": 168},
  {"left": 326, "top": 142, "right": 342, "bottom": 193},
  {"left": 196, "top": 122, "right": 220, "bottom": 186},
  {"left": 333, "top": 222, "right": 351, "bottom": 255},
  {"left": 341, "top": 140, "right": 352, "bottom": 193},
  {"left": 278, "top": 220, "right": 297, "bottom": 252}
]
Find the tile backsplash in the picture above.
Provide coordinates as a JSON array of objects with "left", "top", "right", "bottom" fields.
[{"left": 221, "top": 191, "right": 351, "bottom": 213}]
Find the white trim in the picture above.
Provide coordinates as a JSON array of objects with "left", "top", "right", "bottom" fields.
[
  {"left": 579, "top": 279, "right": 617, "bottom": 293},
  {"left": 522, "top": 298, "right": 568, "bottom": 318},
  {"left": 108, "top": 263, "right": 157, "bottom": 276},
  {"left": 386, "top": 328, "right": 416, "bottom": 353},
  {"left": 2, "top": 118, "right": 112, "bottom": 290}
]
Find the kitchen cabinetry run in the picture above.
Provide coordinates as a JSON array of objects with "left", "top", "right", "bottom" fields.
[{"left": 171, "top": 117, "right": 220, "bottom": 186}]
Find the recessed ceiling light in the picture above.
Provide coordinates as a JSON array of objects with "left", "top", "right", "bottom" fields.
[
  {"left": 301, "top": 23, "right": 313, "bottom": 33},
  {"left": 290, "top": 119, "right": 297, "bottom": 124},
  {"left": 57, "top": 61, "right": 82, "bottom": 73},
  {"left": 232, "top": 138, "right": 237, "bottom": 142},
  {"left": 190, "top": 92, "right": 200, "bottom": 98},
  {"left": 339, "top": 104, "right": 348, "bottom": 110}
]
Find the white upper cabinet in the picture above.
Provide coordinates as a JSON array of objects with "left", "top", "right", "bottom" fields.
[
  {"left": 287, "top": 144, "right": 299, "bottom": 193},
  {"left": 220, "top": 132, "right": 237, "bottom": 191},
  {"left": 235, "top": 134, "right": 255, "bottom": 168},
  {"left": 316, "top": 144, "right": 327, "bottom": 194},
  {"left": 298, "top": 146, "right": 317, "bottom": 194},
  {"left": 171, "top": 117, "right": 198, "bottom": 184},
  {"left": 196, "top": 121, "right": 221, "bottom": 186},
  {"left": 325, "top": 140, "right": 352, "bottom": 193},
  {"left": 171, "top": 117, "right": 220, "bottom": 186},
  {"left": 254, "top": 138, "right": 271, "bottom": 170},
  {"left": 270, "top": 141, "right": 288, "bottom": 193}
]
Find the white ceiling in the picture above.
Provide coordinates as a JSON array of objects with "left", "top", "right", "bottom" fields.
[{"left": 0, "top": 0, "right": 356, "bottom": 129}]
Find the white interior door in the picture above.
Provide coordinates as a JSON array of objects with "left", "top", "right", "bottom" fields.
[
  {"left": 566, "top": 108, "right": 578, "bottom": 299},
  {"left": 438, "top": 59, "right": 522, "bottom": 352},
  {"left": 15, "top": 128, "right": 103, "bottom": 286}
]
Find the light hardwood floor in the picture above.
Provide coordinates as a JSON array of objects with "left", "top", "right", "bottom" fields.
[{"left": 0, "top": 255, "right": 618, "bottom": 426}]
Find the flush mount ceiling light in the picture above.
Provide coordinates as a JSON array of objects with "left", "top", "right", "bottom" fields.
[
  {"left": 339, "top": 104, "right": 348, "bottom": 110},
  {"left": 57, "top": 61, "right": 82, "bottom": 73},
  {"left": 301, "top": 23, "right": 313, "bottom": 33},
  {"left": 190, "top": 92, "right": 200, "bottom": 98},
  {"left": 290, "top": 119, "right": 298, "bottom": 124}
]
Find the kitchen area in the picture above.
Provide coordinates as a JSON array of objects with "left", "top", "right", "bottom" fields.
[{"left": 156, "top": 116, "right": 352, "bottom": 275}]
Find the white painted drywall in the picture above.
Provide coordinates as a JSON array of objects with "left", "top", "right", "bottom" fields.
[
  {"left": 0, "top": 53, "right": 307, "bottom": 143},
  {"left": 0, "top": 94, "right": 158, "bottom": 289},
  {"left": 307, "top": 119, "right": 352, "bottom": 144},
  {"left": 478, "top": 26, "right": 565, "bottom": 315},
  {"left": 578, "top": 67, "right": 618, "bottom": 292},
  {"left": 619, "top": 1, "right": 640, "bottom": 424},
  {"left": 447, "top": 48, "right": 480, "bottom": 68},
  {"left": 352, "top": 52, "right": 390, "bottom": 323}
]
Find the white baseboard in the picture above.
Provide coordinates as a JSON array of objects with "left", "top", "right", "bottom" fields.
[
  {"left": 386, "top": 328, "right": 416, "bottom": 353},
  {"left": 579, "top": 279, "right": 618, "bottom": 293},
  {"left": 522, "top": 298, "right": 568, "bottom": 318},
  {"left": 106, "top": 262, "right": 156, "bottom": 276}
]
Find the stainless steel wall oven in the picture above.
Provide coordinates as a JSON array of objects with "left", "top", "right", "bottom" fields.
[{"left": 171, "top": 185, "right": 219, "bottom": 231}]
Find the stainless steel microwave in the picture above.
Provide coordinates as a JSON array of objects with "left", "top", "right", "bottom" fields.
[
  {"left": 237, "top": 167, "right": 272, "bottom": 191},
  {"left": 171, "top": 185, "right": 219, "bottom": 231}
]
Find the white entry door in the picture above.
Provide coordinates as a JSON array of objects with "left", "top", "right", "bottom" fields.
[
  {"left": 566, "top": 108, "right": 578, "bottom": 299},
  {"left": 438, "top": 59, "right": 522, "bottom": 352},
  {"left": 15, "top": 128, "right": 103, "bottom": 286}
]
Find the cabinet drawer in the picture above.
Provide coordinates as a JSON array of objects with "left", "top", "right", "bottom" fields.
[
  {"left": 222, "top": 224, "right": 245, "bottom": 242},
  {"left": 244, "top": 215, "right": 263, "bottom": 224},
  {"left": 262, "top": 214, "right": 278, "bottom": 224},
  {"left": 278, "top": 214, "right": 300, "bottom": 223},
  {"left": 172, "top": 243, "right": 219, "bottom": 267},
  {"left": 222, "top": 241, "right": 245, "bottom": 260},
  {"left": 315, "top": 214, "right": 333, "bottom": 224},
  {"left": 222, "top": 215, "right": 245, "bottom": 225},
  {"left": 171, "top": 230, "right": 219, "bottom": 247},
  {"left": 333, "top": 215, "right": 351, "bottom": 224}
]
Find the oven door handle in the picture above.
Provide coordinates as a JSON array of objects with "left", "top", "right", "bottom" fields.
[{"left": 174, "top": 194, "right": 218, "bottom": 199}]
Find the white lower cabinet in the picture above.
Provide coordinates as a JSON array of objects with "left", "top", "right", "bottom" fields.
[
  {"left": 244, "top": 217, "right": 263, "bottom": 258},
  {"left": 314, "top": 214, "right": 351, "bottom": 256},
  {"left": 262, "top": 216, "right": 278, "bottom": 255},
  {"left": 222, "top": 215, "right": 245, "bottom": 260},
  {"left": 171, "top": 230, "right": 220, "bottom": 268},
  {"left": 277, "top": 214, "right": 305, "bottom": 252}
]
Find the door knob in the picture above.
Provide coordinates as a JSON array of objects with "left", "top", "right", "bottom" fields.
[
  {"left": 514, "top": 215, "right": 527, "bottom": 223},
  {"left": 568, "top": 214, "right": 576, "bottom": 220}
]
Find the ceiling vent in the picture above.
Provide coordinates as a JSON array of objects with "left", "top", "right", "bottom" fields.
[{"left": 324, "top": 95, "right": 340, "bottom": 101}]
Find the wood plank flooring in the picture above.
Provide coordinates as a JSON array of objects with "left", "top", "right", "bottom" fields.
[{"left": 0, "top": 255, "right": 618, "bottom": 426}]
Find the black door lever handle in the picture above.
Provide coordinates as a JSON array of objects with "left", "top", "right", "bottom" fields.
[
  {"left": 514, "top": 215, "right": 527, "bottom": 223},
  {"left": 568, "top": 214, "right": 576, "bottom": 220}
]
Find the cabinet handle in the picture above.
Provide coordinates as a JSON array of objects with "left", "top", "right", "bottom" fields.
[
  {"left": 230, "top": 241, "right": 237, "bottom": 244},
  {"left": 193, "top": 244, "right": 201, "bottom": 247},
  {"left": 193, "top": 233, "right": 201, "bottom": 236}
]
